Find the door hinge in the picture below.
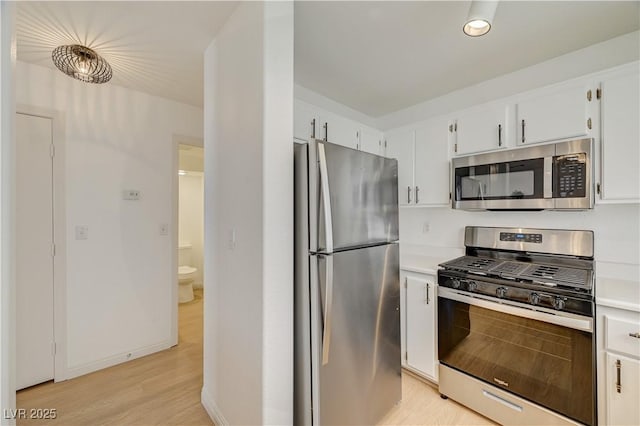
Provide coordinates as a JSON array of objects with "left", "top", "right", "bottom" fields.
[
  {"left": 454, "top": 143, "right": 458, "bottom": 153},
  {"left": 405, "top": 351, "right": 408, "bottom": 361},
  {"left": 596, "top": 182, "right": 601, "bottom": 195},
  {"left": 449, "top": 192, "right": 452, "bottom": 200},
  {"left": 587, "top": 89, "right": 592, "bottom": 102},
  {"left": 50, "top": 144, "right": 55, "bottom": 158},
  {"left": 597, "top": 88, "right": 602, "bottom": 100},
  {"left": 587, "top": 118, "right": 592, "bottom": 130},
  {"left": 51, "top": 243, "right": 56, "bottom": 257}
]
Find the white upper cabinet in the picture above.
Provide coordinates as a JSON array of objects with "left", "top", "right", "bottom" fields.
[
  {"left": 359, "top": 126, "right": 384, "bottom": 156},
  {"left": 294, "top": 99, "right": 320, "bottom": 142},
  {"left": 597, "top": 64, "right": 640, "bottom": 202},
  {"left": 450, "top": 101, "right": 511, "bottom": 156},
  {"left": 414, "top": 116, "right": 450, "bottom": 205},
  {"left": 516, "top": 81, "right": 593, "bottom": 145},
  {"left": 385, "top": 127, "right": 415, "bottom": 206},
  {"left": 317, "top": 111, "right": 359, "bottom": 149}
]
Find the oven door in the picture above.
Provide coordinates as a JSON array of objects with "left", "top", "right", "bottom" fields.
[{"left": 438, "top": 287, "right": 595, "bottom": 426}]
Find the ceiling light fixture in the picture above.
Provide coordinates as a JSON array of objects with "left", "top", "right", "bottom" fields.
[
  {"left": 463, "top": 1, "right": 498, "bottom": 37},
  {"left": 52, "top": 44, "right": 112, "bottom": 84}
]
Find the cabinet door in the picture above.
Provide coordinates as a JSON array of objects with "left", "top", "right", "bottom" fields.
[
  {"left": 359, "top": 126, "right": 383, "bottom": 156},
  {"left": 516, "top": 81, "right": 591, "bottom": 145},
  {"left": 453, "top": 101, "right": 510, "bottom": 155},
  {"left": 606, "top": 353, "right": 640, "bottom": 425},
  {"left": 294, "top": 99, "right": 319, "bottom": 142},
  {"left": 599, "top": 66, "right": 640, "bottom": 202},
  {"left": 414, "top": 116, "right": 450, "bottom": 205},
  {"left": 385, "top": 128, "right": 415, "bottom": 205},
  {"left": 320, "top": 112, "right": 359, "bottom": 150},
  {"left": 405, "top": 274, "right": 437, "bottom": 380}
]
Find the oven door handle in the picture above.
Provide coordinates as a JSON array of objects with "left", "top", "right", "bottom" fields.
[{"left": 438, "top": 287, "right": 593, "bottom": 333}]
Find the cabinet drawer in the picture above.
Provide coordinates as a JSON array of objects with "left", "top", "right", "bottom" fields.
[{"left": 605, "top": 316, "right": 640, "bottom": 358}]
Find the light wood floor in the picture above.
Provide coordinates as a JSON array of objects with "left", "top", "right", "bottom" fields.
[
  {"left": 17, "top": 289, "right": 212, "bottom": 426},
  {"left": 18, "top": 289, "right": 494, "bottom": 426}
]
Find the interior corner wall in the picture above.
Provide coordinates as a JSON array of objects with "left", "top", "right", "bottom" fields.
[
  {"left": 202, "top": 1, "right": 293, "bottom": 424},
  {"left": 14, "top": 61, "right": 203, "bottom": 378},
  {"left": 0, "top": 2, "right": 16, "bottom": 423}
]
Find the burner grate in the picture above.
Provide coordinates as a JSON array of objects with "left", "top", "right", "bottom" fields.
[
  {"left": 490, "top": 261, "right": 530, "bottom": 276},
  {"left": 520, "top": 264, "right": 590, "bottom": 287},
  {"left": 441, "top": 256, "right": 499, "bottom": 273}
]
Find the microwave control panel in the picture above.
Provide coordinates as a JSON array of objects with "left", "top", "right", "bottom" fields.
[{"left": 554, "top": 153, "right": 586, "bottom": 198}]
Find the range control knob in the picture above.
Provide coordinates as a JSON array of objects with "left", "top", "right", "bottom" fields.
[
  {"left": 553, "top": 298, "right": 566, "bottom": 310},
  {"left": 496, "top": 287, "right": 507, "bottom": 298},
  {"left": 529, "top": 293, "right": 540, "bottom": 305},
  {"left": 467, "top": 281, "right": 478, "bottom": 291},
  {"left": 452, "top": 279, "right": 461, "bottom": 289}
]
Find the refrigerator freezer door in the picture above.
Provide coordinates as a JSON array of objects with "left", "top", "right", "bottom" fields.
[
  {"left": 313, "top": 243, "right": 401, "bottom": 425},
  {"left": 315, "top": 140, "right": 399, "bottom": 253}
]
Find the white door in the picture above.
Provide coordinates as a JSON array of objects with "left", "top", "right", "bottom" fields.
[
  {"left": 321, "top": 111, "right": 359, "bottom": 149},
  {"left": 293, "top": 99, "right": 319, "bottom": 142},
  {"left": 453, "top": 101, "right": 509, "bottom": 155},
  {"left": 405, "top": 274, "right": 437, "bottom": 380},
  {"left": 359, "top": 126, "right": 383, "bottom": 156},
  {"left": 414, "top": 116, "right": 450, "bottom": 206},
  {"left": 599, "top": 66, "right": 640, "bottom": 202},
  {"left": 516, "top": 81, "right": 591, "bottom": 145},
  {"left": 384, "top": 128, "right": 415, "bottom": 205},
  {"left": 16, "top": 113, "right": 55, "bottom": 390},
  {"left": 606, "top": 353, "right": 640, "bottom": 425}
]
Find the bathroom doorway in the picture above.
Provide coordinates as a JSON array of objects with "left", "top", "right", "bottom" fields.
[{"left": 174, "top": 138, "right": 205, "bottom": 343}]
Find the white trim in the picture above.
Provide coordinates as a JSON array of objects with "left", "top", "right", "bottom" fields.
[
  {"left": 15, "top": 105, "right": 68, "bottom": 383},
  {"left": 1, "top": 2, "right": 17, "bottom": 423},
  {"left": 201, "top": 386, "right": 229, "bottom": 426},
  {"left": 64, "top": 341, "right": 173, "bottom": 380}
]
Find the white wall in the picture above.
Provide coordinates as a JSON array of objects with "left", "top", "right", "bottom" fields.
[
  {"left": 202, "top": 1, "right": 293, "bottom": 424},
  {"left": 295, "top": 84, "right": 378, "bottom": 129},
  {"left": 178, "top": 173, "right": 204, "bottom": 287},
  {"left": 15, "top": 61, "right": 203, "bottom": 378},
  {"left": 0, "top": 2, "right": 16, "bottom": 423},
  {"left": 378, "top": 30, "right": 640, "bottom": 130}
]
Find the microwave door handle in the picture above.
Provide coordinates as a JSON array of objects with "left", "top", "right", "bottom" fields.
[{"left": 544, "top": 157, "right": 553, "bottom": 198}]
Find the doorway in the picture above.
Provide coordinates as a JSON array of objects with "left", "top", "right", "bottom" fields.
[{"left": 15, "top": 110, "right": 65, "bottom": 390}]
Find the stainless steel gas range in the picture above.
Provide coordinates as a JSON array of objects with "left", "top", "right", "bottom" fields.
[{"left": 438, "top": 226, "right": 595, "bottom": 426}]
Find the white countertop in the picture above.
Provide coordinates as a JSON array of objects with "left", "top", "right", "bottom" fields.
[{"left": 400, "top": 245, "right": 463, "bottom": 276}]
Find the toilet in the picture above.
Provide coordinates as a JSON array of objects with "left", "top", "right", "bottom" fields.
[{"left": 178, "top": 243, "right": 197, "bottom": 303}]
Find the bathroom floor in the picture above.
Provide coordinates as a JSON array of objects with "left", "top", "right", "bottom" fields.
[{"left": 16, "top": 289, "right": 212, "bottom": 425}]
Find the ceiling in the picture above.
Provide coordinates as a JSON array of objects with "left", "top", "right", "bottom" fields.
[
  {"left": 15, "top": 1, "right": 640, "bottom": 116},
  {"left": 294, "top": 1, "right": 640, "bottom": 117},
  {"left": 16, "top": 1, "right": 239, "bottom": 108}
]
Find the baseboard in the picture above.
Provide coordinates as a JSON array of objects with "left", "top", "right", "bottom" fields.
[
  {"left": 63, "top": 340, "right": 174, "bottom": 380},
  {"left": 201, "top": 386, "right": 229, "bottom": 426}
]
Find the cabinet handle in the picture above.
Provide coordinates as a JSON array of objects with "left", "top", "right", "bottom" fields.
[
  {"left": 407, "top": 186, "right": 412, "bottom": 204},
  {"left": 323, "top": 122, "right": 328, "bottom": 141},
  {"left": 629, "top": 332, "right": 640, "bottom": 339},
  {"left": 521, "top": 119, "right": 526, "bottom": 143},
  {"left": 616, "top": 359, "right": 621, "bottom": 393},
  {"left": 415, "top": 186, "right": 420, "bottom": 204},
  {"left": 425, "top": 283, "right": 430, "bottom": 304},
  {"left": 498, "top": 124, "right": 502, "bottom": 146},
  {"left": 311, "top": 119, "right": 316, "bottom": 139}
]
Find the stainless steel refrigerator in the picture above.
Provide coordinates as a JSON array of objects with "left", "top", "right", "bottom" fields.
[{"left": 294, "top": 139, "right": 401, "bottom": 426}]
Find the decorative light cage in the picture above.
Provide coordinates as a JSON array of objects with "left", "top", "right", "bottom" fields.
[{"left": 51, "top": 44, "right": 112, "bottom": 84}]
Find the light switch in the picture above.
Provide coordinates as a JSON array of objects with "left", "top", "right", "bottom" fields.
[
  {"left": 75, "top": 225, "right": 88, "bottom": 240},
  {"left": 159, "top": 223, "right": 169, "bottom": 236}
]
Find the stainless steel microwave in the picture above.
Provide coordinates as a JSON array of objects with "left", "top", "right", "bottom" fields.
[{"left": 452, "top": 138, "right": 594, "bottom": 210}]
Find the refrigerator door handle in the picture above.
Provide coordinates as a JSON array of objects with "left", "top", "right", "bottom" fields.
[
  {"left": 317, "top": 142, "right": 334, "bottom": 253},
  {"left": 322, "top": 255, "right": 334, "bottom": 365}
]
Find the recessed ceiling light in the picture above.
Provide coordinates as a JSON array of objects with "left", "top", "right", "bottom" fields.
[
  {"left": 52, "top": 44, "right": 112, "bottom": 84},
  {"left": 463, "top": 1, "right": 498, "bottom": 37}
]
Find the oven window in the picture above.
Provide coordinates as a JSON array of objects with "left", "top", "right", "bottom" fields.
[
  {"left": 438, "top": 297, "right": 594, "bottom": 425},
  {"left": 456, "top": 158, "right": 544, "bottom": 200}
]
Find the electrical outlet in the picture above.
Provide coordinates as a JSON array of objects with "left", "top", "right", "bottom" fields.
[
  {"left": 75, "top": 225, "right": 89, "bottom": 240},
  {"left": 422, "top": 222, "right": 430, "bottom": 234},
  {"left": 159, "top": 223, "right": 169, "bottom": 236}
]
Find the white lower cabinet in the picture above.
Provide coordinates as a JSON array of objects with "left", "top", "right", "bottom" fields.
[
  {"left": 597, "top": 305, "right": 640, "bottom": 425},
  {"left": 400, "top": 270, "right": 437, "bottom": 382}
]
